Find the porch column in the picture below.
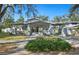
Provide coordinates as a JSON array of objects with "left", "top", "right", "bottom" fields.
[{"left": 27, "top": 24, "right": 31, "bottom": 35}]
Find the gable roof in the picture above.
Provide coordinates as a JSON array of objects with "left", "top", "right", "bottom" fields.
[{"left": 26, "top": 19, "right": 50, "bottom": 24}]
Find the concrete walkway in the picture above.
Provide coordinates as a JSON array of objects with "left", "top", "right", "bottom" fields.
[{"left": 0, "top": 37, "right": 35, "bottom": 55}]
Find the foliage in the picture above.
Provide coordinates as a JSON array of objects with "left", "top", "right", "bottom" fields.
[
  {"left": 0, "top": 4, "right": 38, "bottom": 22},
  {"left": 70, "top": 4, "right": 79, "bottom": 16},
  {"left": 2, "top": 17, "right": 14, "bottom": 28},
  {"left": 16, "top": 16, "right": 24, "bottom": 24},
  {"left": 53, "top": 16, "right": 70, "bottom": 22},
  {"left": 0, "top": 32, "right": 10, "bottom": 38},
  {"left": 69, "top": 15, "right": 79, "bottom": 21},
  {"left": 53, "top": 16, "right": 61, "bottom": 22},
  {"left": 69, "top": 4, "right": 79, "bottom": 21},
  {"left": 36, "top": 15, "right": 48, "bottom": 21},
  {"left": 25, "top": 37, "right": 72, "bottom": 52}
]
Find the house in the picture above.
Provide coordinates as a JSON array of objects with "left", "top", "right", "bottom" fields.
[
  {"left": 24, "top": 18, "right": 79, "bottom": 36},
  {"left": 2, "top": 17, "right": 79, "bottom": 36}
]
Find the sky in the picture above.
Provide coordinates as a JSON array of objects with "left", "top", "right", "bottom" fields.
[{"left": 14, "top": 4, "right": 72, "bottom": 21}]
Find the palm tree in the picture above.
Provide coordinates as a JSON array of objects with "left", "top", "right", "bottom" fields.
[
  {"left": 53, "top": 16, "right": 61, "bottom": 22},
  {"left": 0, "top": 4, "right": 38, "bottom": 22},
  {"left": 70, "top": 4, "right": 79, "bottom": 16},
  {"left": 69, "top": 4, "right": 79, "bottom": 21},
  {"left": 36, "top": 15, "right": 48, "bottom": 21}
]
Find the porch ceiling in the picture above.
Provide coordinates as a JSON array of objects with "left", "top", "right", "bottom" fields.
[{"left": 29, "top": 21, "right": 50, "bottom": 28}]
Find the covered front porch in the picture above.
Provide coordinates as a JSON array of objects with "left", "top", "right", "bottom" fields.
[{"left": 27, "top": 20, "right": 50, "bottom": 36}]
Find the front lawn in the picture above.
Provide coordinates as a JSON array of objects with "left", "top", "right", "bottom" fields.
[{"left": 0, "top": 36, "right": 27, "bottom": 40}]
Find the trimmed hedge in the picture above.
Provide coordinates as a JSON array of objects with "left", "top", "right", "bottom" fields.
[{"left": 25, "top": 37, "right": 72, "bottom": 52}]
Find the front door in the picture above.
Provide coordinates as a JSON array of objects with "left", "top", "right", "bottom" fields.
[{"left": 36, "top": 27, "right": 39, "bottom": 32}]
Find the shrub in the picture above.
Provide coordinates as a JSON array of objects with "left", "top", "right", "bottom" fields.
[
  {"left": 25, "top": 37, "right": 72, "bottom": 52},
  {"left": 0, "top": 32, "right": 10, "bottom": 38}
]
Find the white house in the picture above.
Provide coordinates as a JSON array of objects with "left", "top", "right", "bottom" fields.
[{"left": 1, "top": 17, "right": 79, "bottom": 36}]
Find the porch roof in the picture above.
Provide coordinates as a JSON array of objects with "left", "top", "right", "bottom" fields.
[{"left": 26, "top": 19, "right": 50, "bottom": 24}]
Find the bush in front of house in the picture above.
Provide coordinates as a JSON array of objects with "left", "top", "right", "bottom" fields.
[
  {"left": 25, "top": 37, "right": 72, "bottom": 52},
  {"left": 0, "top": 32, "right": 10, "bottom": 38}
]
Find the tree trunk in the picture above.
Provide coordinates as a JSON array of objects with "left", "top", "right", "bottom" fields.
[{"left": 0, "top": 5, "right": 13, "bottom": 22}]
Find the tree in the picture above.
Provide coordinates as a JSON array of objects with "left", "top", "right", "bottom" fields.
[
  {"left": 70, "top": 4, "right": 79, "bottom": 18},
  {"left": 61, "top": 15, "right": 70, "bottom": 22},
  {"left": 0, "top": 24, "right": 3, "bottom": 32},
  {"left": 37, "top": 16, "right": 48, "bottom": 21},
  {"left": 53, "top": 16, "right": 62, "bottom": 22},
  {"left": 0, "top": 4, "right": 38, "bottom": 33},
  {"left": 16, "top": 16, "right": 24, "bottom": 24},
  {"left": 70, "top": 5, "right": 79, "bottom": 14},
  {"left": 2, "top": 17, "right": 14, "bottom": 28},
  {"left": 0, "top": 4, "right": 38, "bottom": 22},
  {"left": 69, "top": 15, "right": 79, "bottom": 21},
  {"left": 53, "top": 16, "right": 63, "bottom": 35}
]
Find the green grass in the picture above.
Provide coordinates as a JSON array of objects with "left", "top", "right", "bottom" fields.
[
  {"left": 0, "top": 36, "right": 27, "bottom": 40},
  {"left": 0, "top": 31, "right": 27, "bottom": 40}
]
